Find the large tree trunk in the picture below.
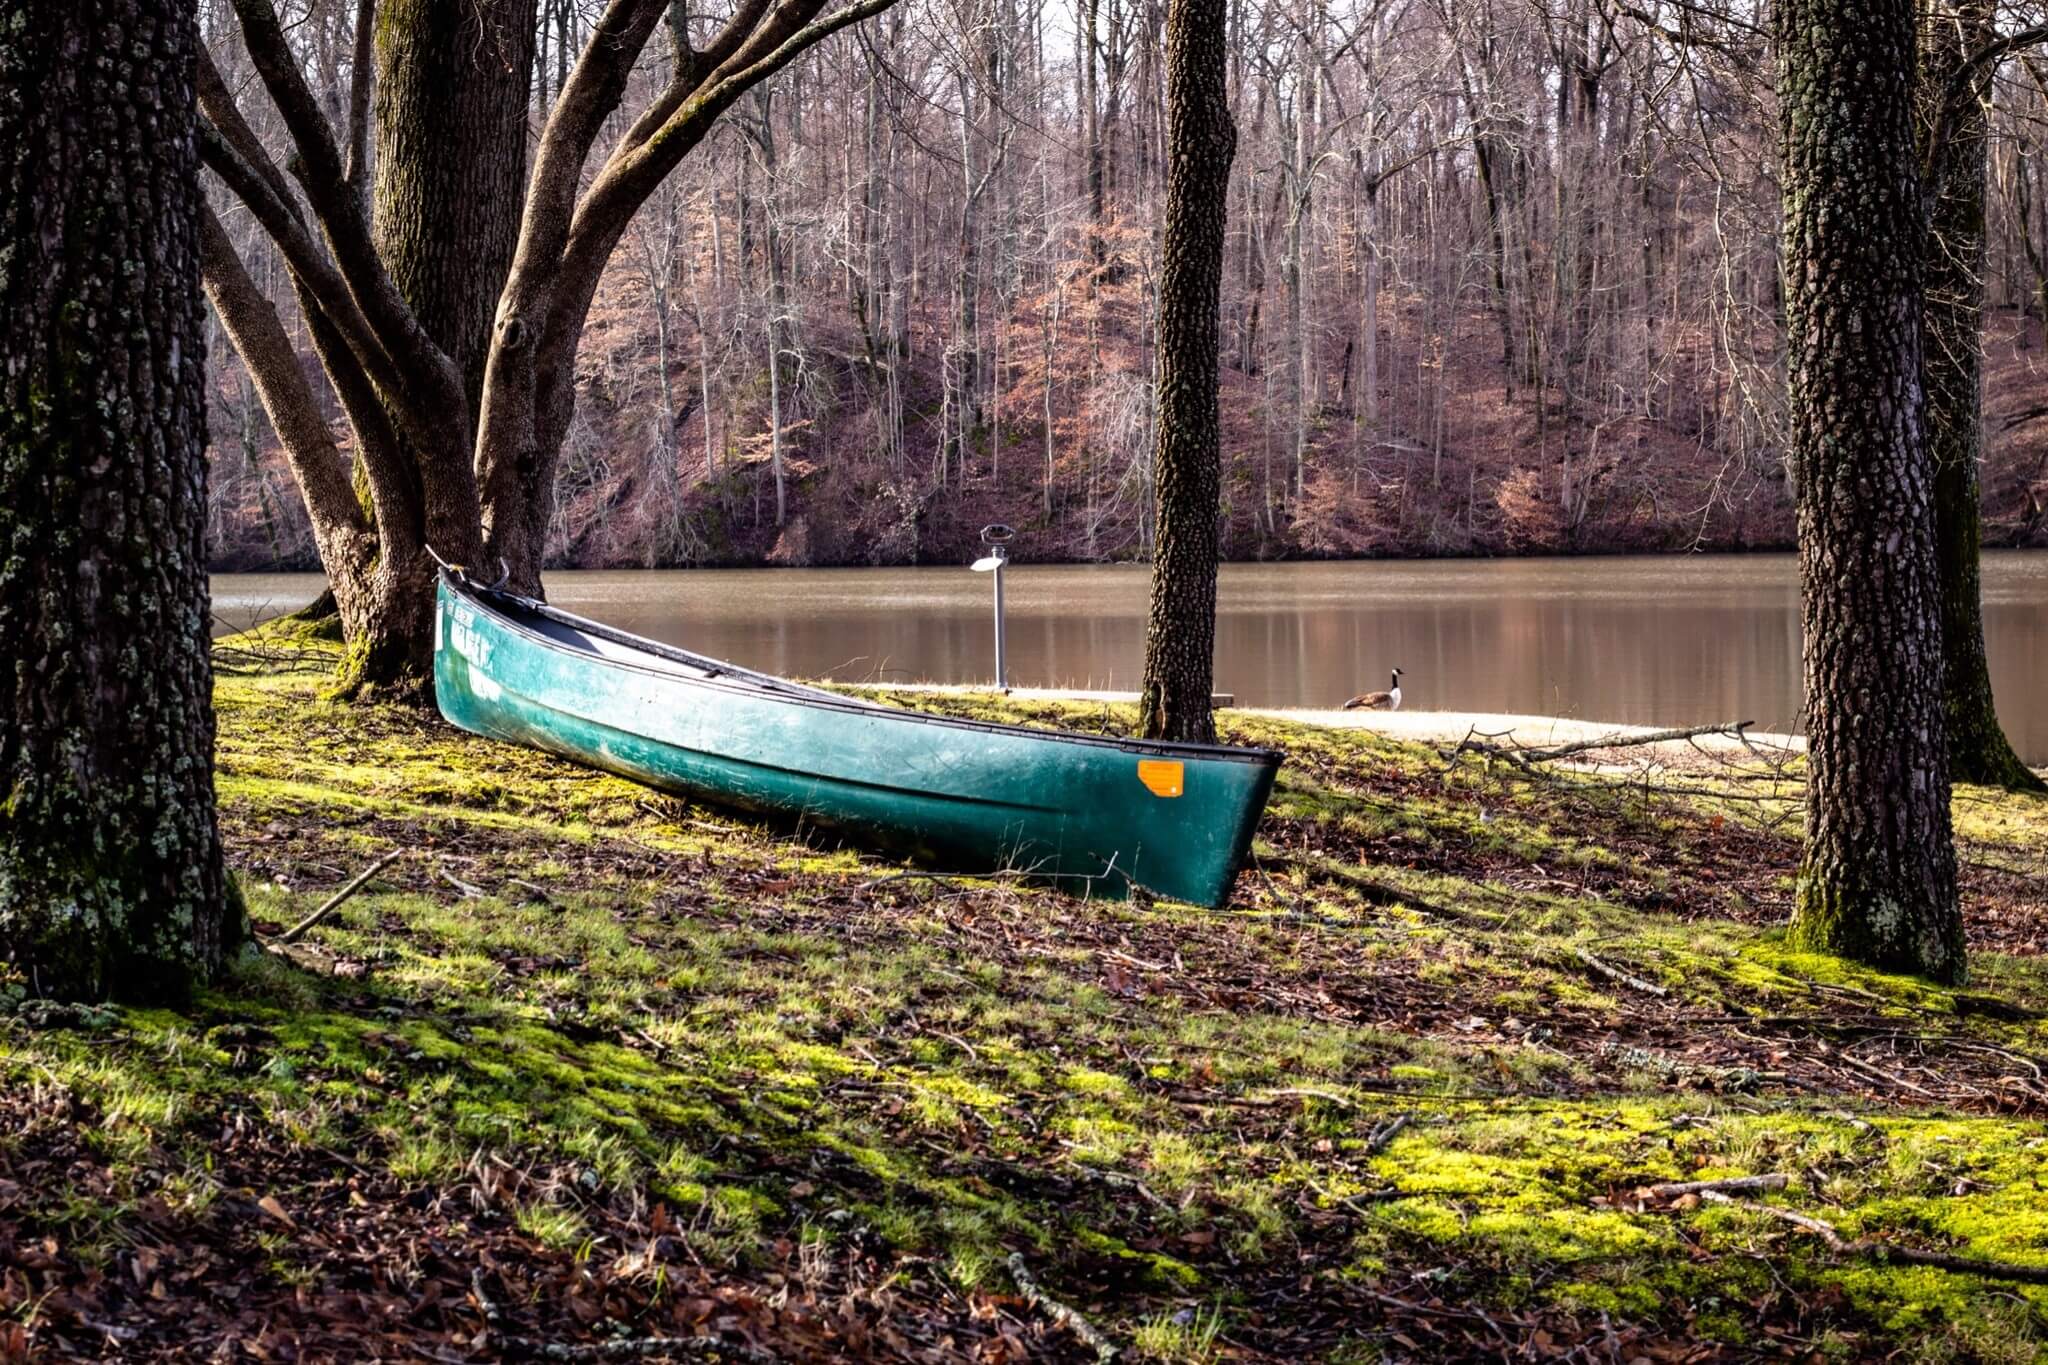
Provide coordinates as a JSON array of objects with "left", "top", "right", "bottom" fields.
[
  {"left": 373, "top": 0, "right": 535, "bottom": 426},
  {"left": 1137, "top": 0, "right": 1234, "bottom": 745},
  {"left": 1922, "top": 0, "right": 2046, "bottom": 791},
  {"left": 355, "top": 0, "right": 536, "bottom": 690},
  {"left": 0, "top": 0, "right": 241, "bottom": 1000},
  {"left": 1779, "top": 0, "right": 1963, "bottom": 982}
]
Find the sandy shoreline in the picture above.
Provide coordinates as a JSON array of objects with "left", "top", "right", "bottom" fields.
[{"left": 870, "top": 683, "right": 1807, "bottom": 756}]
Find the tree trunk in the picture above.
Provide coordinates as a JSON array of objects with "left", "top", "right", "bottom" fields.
[
  {"left": 1779, "top": 0, "right": 1963, "bottom": 982},
  {"left": 358, "top": 0, "right": 535, "bottom": 691},
  {"left": 1138, "top": 0, "right": 1234, "bottom": 745},
  {"left": 373, "top": 0, "right": 534, "bottom": 431},
  {"left": 0, "top": 0, "right": 241, "bottom": 1000},
  {"left": 1922, "top": 0, "right": 2045, "bottom": 791}
]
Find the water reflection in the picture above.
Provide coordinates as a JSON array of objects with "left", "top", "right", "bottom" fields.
[{"left": 211, "top": 552, "right": 2048, "bottom": 762}]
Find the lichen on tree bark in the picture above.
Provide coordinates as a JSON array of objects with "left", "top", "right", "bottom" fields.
[{"left": 0, "top": 0, "right": 242, "bottom": 1000}]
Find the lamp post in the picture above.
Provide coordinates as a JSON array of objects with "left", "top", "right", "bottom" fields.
[{"left": 969, "top": 523, "right": 1014, "bottom": 691}]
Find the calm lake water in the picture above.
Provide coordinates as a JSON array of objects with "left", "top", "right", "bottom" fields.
[{"left": 212, "top": 553, "right": 2048, "bottom": 763}]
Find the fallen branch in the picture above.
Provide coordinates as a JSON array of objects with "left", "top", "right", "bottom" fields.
[
  {"left": 1572, "top": 947, "right": 1670, "bottom": 999},
  {"left": 1700, "top": 1192, "right": 2048, "bottom": 1285},
  {"left": 1639, "top": 1173, "right": 1789, "bottom": 1200},
  {"left": 1837, "top": 1052, "right": 1940, "bottom": 1099},
  {"left": 274, "top": 849, "right": 404, "bottom": 944},
  {"left": 471, "top": 1268, "right": 779, "bottom": 1361},
  {"left": 1008, "top": 1253, "right": 1118, "bottom": 1361},
  {"left": 1997, "top": 401, "right": 2048, "bottom": 432},
  {"left": 1477, "top": 721, "right": 1756, "bottom": 765}
]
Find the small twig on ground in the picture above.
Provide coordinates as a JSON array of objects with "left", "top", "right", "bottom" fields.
[
  {"left": 859, "top": 869, "right": 976, "bottom": 892},
  {"left": 934, "top": 1029, "right": 981, "bottom": 1062},
  {"left": 1359, "top": 1288, "right": 1535, "bottom": 1335},
  {"left": 1008, "top": 1253, "right": 1118, "bottom": 1361},
  {"left": 471, "top": 1267, "right": 779, "bottom": 1361},
  {"left": 1314, "top": 1181, "right": 1415, "bottom": 1215},
  {"left": 1362, "top": 1113, "right": 1412, "bottom": 1156},
  {"left": 1260, "top": 1087, "right": 1356, "bottom": 1109},
  {"left": 1700, "top": 1191, "right": 2048, "bottom": 1285},
  {"left": 438, "top": 865, "right": 488, "bottom": 900},
  {"left": 505, "top": 878, "right": 557, "bottom": 906},
  {"left": 1639, "top": 1173, "right": 1790, "bottom": 1200},
  {"left": 274, "top": 849, "right": 405, "bottom": 944},
  {"left": 1572, "top": 947, "right": 1670, "bottom": 998},
  {"left": 1837, "top": 1052, "right": 1940, "bottom": 1099},
  {"left": 1076, "top": 1165, "right": 1171, "bottom": 1211},
  {"left": 1963, "top": 855, "right": 2045, "bottom": 882}
]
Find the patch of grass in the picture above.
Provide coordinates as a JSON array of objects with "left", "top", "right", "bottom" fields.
[
  {"left": 9, "top": 658, "right": 2048, "bottom": 1358},
  {"left": 514, "top": 1201, "right": 588, "bottom": 1251}
]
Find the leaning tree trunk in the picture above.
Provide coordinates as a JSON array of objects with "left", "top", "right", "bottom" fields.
[
  {"left": 1923, "top": 0, "right": 2046, "bottom": 791},
  {"left": 1779, "top": 0, "right": 1964, "bottom": 982},
  {"left": 1137, "top": 0, "right": 1235, "bottom": 745},
  {"left": 0, "top": 0, "right": 241, "bottom": 1000}
]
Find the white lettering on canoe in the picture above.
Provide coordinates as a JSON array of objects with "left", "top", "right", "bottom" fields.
[{"left": 448, "top": 606, "right": 494, "bottom": 670}]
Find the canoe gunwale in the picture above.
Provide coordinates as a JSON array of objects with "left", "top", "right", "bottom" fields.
[{"left": 439, "top": 569, "right": 1283, "bottom": 771}]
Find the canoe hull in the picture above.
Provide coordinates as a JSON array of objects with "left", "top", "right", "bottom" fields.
[{"left": 433, "top": 577, "right": 1279, "bottom": 907}]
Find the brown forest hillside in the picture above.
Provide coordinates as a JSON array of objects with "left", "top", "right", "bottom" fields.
[{"left": 199, "top": 0, "right": 2048, "bottom": 572}]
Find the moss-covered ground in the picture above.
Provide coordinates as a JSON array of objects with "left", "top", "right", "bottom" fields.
[{"left": 5, "top": 631, "right": 2048, "bottom": 1361}]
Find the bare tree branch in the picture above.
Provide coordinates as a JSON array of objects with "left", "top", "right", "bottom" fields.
[
  {"left": 226, "top": 0, "right": 467, "bottom": 432},
  {"left": 198, "top": 203, "right": 367, "bottom": 546}
]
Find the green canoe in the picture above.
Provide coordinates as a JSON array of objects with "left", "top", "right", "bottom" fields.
[{"left": 433, "top": 570, "right": 1280, "bottom": 907}]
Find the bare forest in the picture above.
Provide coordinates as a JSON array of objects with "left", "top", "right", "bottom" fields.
[{"left": 201, "top": 0, "right": 2048, "bottom": 571}]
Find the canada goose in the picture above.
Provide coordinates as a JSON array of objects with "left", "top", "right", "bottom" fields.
[{"left": 1344, "top": 668, "right": 1404, "bottom": 711}]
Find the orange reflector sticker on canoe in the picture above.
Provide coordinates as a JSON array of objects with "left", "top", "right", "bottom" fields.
[{"left": 1137, "top": 760, "right": 1184, "bottom": 797}]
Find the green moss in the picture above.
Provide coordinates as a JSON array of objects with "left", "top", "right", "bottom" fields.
[{"left": 27, "top": 655, "right": 2044, "bottom": 1355}]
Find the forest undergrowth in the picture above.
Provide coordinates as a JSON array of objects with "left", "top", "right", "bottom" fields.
[{"left": 4, "top": 626, "right": 2048, "bottom": 1362}]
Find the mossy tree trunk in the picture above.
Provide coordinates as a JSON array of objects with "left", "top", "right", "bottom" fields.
[
  {"left": 0, "top": 0, "right": 242, "bottom": 1000},
  {"left": 1779, "top": 0, "right": 1964, "bottom": 982},
  {"left": 1922, "top": 0, "right": 2047, "bottom": 793},
  {"left": 1137, "top": 0, "right": 1235, "bottom": 744}
]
